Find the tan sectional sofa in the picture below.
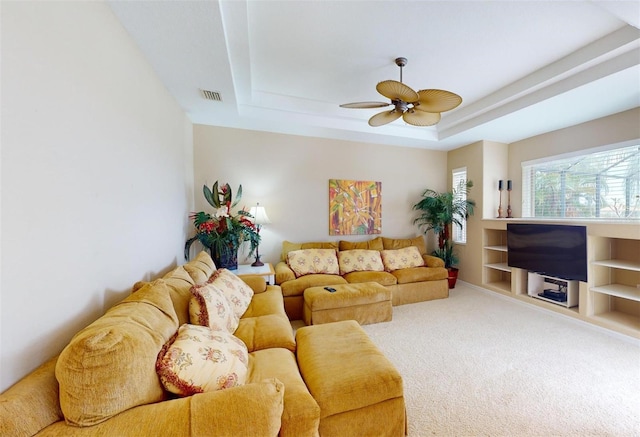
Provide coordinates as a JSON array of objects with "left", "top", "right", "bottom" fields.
[
  {"left": 0, "top": 252, "right": 320, "bottom": 436},
  {"left": 276, "top": 236, "right": 449, "bottom": 320}
]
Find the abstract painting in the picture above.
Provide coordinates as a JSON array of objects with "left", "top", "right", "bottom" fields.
[{"left": 329, "top": 179, "right": 382, "bottom": 235}]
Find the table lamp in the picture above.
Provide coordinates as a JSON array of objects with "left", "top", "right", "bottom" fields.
[{"left": 249, "top": 203, "right": 271, "bottom": 266}]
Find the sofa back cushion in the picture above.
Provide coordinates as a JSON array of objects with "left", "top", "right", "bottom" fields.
[
  {"left": 337, "top": 249, "right": 384, "bottom": 274},
  {"left": 281, "top": 241, "right": 339, "bottom": 262},
  {"left": 338, "top": 237, "right": 384, "bottom": 251},
  {"left": 380, "top": 246, "right": 426, "bottom": 272},
  {"left": 183, "top": 251, "right": 216, "bottom": 283},
  {"left": 56, "top": 280, "right": 179, "bottom": 427},
  {"left": 287, "top": 248, "right": 339, "bottom": 277},
  {"left": 382, "top": 236, "right": 426, "bottom": 254}
]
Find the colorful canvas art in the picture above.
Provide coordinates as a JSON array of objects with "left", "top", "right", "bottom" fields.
[{"left": 329, "top": 179, "right": 382, "bottom": 235}]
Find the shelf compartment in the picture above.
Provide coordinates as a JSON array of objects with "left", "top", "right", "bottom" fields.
[
  {"left": 590, "top": 284, "right": 640, "bottom": 302},
  {"left": 484, "top": 262, "right": 511, "bottom": 272},
  {"left": 484, "top": 245, "right": 508, "bottom": 252},
  {"left": 591, "top": 259, "right": 640, "bottom": 271},
  {"left": 485, "top": 280, "right": 511, "bottom": 293}
]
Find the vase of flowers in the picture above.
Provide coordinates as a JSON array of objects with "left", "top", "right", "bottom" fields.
[{"left": 184, "top": 181, "right": 260, "bottom": 270}]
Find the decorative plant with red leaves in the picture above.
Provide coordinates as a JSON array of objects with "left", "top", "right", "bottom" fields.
[{"left": 185, "top": 181, "right": 260, "bottom": 265}]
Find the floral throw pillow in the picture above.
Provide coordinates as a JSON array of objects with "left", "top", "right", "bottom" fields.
[
  {"left": 287, "top": 248, "right": 339, "bottom": 277},
  {"left": 338, "top": 249, "right": 384, "bottom": 274},
  {"left": 189, "top": 282, "right": 239, "bottom": 333},
  {"left": 156, "top": 324, "right": 248, "bottom": 397},
  {"left": 208, "top": 269, "right": 254, "bottom": 320},
  {"left": 380, "top": 246, "right": 425, "bottom": 272}
]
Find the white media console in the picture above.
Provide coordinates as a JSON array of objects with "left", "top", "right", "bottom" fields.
[{"left": 527, "top": 272, "right": 579, "bottom": 308}]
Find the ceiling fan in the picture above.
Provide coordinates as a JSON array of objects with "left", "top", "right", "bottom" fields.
[{"left": 340, "top": 57, "right": 462, "bottom": 127}]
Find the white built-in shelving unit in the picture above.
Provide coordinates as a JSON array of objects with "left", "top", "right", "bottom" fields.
[{"left": 481, "top": 220, "right": 640, "bottom": 339}]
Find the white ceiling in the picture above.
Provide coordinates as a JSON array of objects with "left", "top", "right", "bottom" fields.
[{"left": 108, "top": 0, "right": 640, "bottom": 151}]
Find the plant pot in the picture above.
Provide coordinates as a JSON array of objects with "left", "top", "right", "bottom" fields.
[
  {"left": 447, "top": 267, "right": 459, "bottom": 289},
  {"left": 210, "top": 247, "right": 238, "bottom": 270}
]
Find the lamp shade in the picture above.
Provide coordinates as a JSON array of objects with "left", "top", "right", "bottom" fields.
[{"left": 249, "top": 204, "right": 271, "bottom": 225}]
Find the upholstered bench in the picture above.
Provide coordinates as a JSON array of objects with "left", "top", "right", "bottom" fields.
[
  {"left": 303, "top": 282, "right": 392, "bottom": 326},
  {"left": 296, "top": 320, "right": 406, "bottom": 436}
]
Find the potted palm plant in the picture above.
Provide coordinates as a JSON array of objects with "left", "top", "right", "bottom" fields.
[{"left": 412, "top": 180, "right": 475, "bottom": 288}]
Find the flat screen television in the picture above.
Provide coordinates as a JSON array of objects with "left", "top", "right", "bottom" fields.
[{"left": 507, "top": 223, "right": 587, "bottom": 282}]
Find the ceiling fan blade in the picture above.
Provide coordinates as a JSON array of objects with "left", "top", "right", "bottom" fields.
[
  {"left": 339, "top": 101, "right": 391, "bottom": 109},
  {"left": 402, "top": 110, "right": 441, "bottom": 127},
  {"left": 368, "top": 110, "right": 403, "bottom": 127},
  {"left": 376, "top": 80, "right": 419, "bottom": 103},
  {"left": 414, "top": 89, "right": 463, "bottom": 113}
]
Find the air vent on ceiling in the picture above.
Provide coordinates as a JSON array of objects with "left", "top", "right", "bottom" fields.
[{"left": 201, "top": 89, "right": 222, "bottom": 102}]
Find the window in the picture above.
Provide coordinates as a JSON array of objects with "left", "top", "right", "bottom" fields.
[
  {"left": 522, "top": 142, "right": 640, "bottom": 219},
  {"left": 452, "top": 167, "right": 468, "bottom": 243}
]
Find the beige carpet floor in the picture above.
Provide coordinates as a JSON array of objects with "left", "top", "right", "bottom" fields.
[{"left": 357, "top": 283, "right": 640, "bottom": 437}]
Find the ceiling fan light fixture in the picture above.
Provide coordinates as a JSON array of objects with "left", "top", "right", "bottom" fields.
[{"left": 340, "top": 57, "right": 462, "bottom": 128}]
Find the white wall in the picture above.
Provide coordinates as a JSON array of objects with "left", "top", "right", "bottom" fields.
[
  {"left": 0, "top": 2, "right": 193, "bottom": 391},
  {"left": 193, "top": 125, "right": 448, "bottom": 264}
]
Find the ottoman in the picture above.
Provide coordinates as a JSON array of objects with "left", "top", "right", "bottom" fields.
[
  {"left": 303, "top": 282, "right": 392, "bottom": 326},
  {"left": 296, "top": 320, "right": 406, "bottom": 437}
]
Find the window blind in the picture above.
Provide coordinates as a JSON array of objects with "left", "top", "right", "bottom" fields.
[
  {"left": 452, "top": 167, "right": 468, "bottom": 243},
  {"left": 521, "top": 142, "right": 640, "bottom": 219}
]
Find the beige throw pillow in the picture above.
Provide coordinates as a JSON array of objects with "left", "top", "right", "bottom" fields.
[
  {"left": 338, "top": 249, "right": 384, "bottom": 274},
  {"left": 209, "top": 269, "right": 254, "bottom": 319},
  {"left": 156, "top": 324, "right": 249, "bottom": 397},
  {"left": 190, "top": 282, "right": 239, "bottom": 333},
  {"left": 380, "top": 246, "right": 426, "bottom": 272},
  {"left": 287, "top": 248, "right": 339, "bottom": 277}
]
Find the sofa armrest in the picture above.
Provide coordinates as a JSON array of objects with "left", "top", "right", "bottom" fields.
[
  {"left": 275, "top": 261, "right": 296, "bottom": 284},
  {"left": 423, "top": 254, "right": 445, "bottom": 268},
  {"left": 241, "top": 275, "right": 268, "bottom": 293},
  {"left": 0, "top": 355, "right": 62, "bottom": 437},
  {"left": 39, "top": 379, "right": 284, "bottom": 436}
]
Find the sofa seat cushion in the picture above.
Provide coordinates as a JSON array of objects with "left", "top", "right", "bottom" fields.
[
  {"left": 56, "top": 280, "right": 179, "bottom": 427},
  {"left": 392, "top": 266, "right": 448, "bottom": 284},
  {"left": 235, "top": 314, "right": 296, "bottom": 353},
  {"left": 241, "top": 286, "right": 287, "bottom": 319},
  {"left": 280, "top": 274, "right": 347, "bottom": 298},
  {"left": 249, "top": 348, "right": 320, "bottom": 437},
  {"left": 342, "top": 270, "right": 397, "bottom": 286}
]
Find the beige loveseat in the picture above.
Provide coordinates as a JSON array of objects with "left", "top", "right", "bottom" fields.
[
  {"left": 276, "top": 236, "right": 449, "bottom": 320},
  {"left": 0, "top": 252, "right": 320, "bottom": 436}
]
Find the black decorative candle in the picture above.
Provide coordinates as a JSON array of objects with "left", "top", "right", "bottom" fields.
[
  {"left": 498, "top": 180, "right": 503, "bottom": 191},
  {"left": 507, "top": 180, "right": 512, "bottom": 191}
]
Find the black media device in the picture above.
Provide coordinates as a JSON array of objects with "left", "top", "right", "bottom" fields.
[
  {"left": 507, "top": 223, "right": 587, "bottom": 282},
  {"left": 324, "top": 287, "right": 337, "bottom": 293}
]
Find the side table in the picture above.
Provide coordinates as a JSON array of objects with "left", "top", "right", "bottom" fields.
[{"left": 235, "top": 263, "right": 275, "bottom": 284}]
